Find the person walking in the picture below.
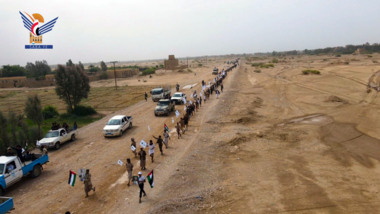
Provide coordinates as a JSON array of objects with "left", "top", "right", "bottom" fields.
[
  {"left": 138, "top": 148, "right": 147, "bottom": 170},
  {"left": 221, "top": 83, "right": 224, "bottom": 92},
  {"left": 148, "top": 140, "right": 155, "bottom": 163},
  {"left": 152, "top": 135, "right": 164, "bottom": 155},
  {"left": 163, "top": 131, "right": 170, "bottom": 148},
  {"left": 84, "top": 169, "right": 95, "bottom": 197},
  {"left": 215, "top": 89, "right": 220, "bottom": 99},
  {"left": 176, "top": 122, "right": 182, "bottom": 139},
  {"left": 131, "top": 138, "right": 137, "bottom": 158},
  {"left": 138, "top": 171, "right": 147, "bottom": 203},
  {"left": 126, "top": 158, "right": 133, "bottom": 186},
  {"left": 144, "top": 92, "right": 148, "bottom": 102}
]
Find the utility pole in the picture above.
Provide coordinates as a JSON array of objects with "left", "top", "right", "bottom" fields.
[{"left": 110, "top": 61, "right": 118, "bottom": 90}]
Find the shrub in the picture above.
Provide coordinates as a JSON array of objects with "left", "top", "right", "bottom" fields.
[
  {"left": 72, "top": 105, "right": 97, "bottom": 116},
  {"left": 272, "top": 58, "right": 279, "bottom": 63},
  {"left": 302, "top": 70, "right": 321, "bottom": 75},
  {"left": 335, "top": 54, "right": 341, "bottom": 57},
  {"left": 251, "top": 63, "right": 274, "bottom": 68},
  {"left": 29, "top": 126, "right": 42, "bottom": 145},
  {"left": 198, "top": 63, "right": 203, "bottom": 67},
  {"left": 99, "top": 71, "right": 108, "bottom": 80},
  {"left": 141, "top": 67, "right": 156, "bottom": 76},
  {"left": 42, "top": 105, "right": 59, "bottom": 119},
  {"left": 254, "top": 69, "right": 261, "bottom": 73}
]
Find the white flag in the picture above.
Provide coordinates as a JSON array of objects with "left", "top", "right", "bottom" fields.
[
  {"left": 171, "top": 117, "right": 175, "bottom": 124},
  {"left": 175, "top": 110, "right": 180, "bottom": 118},
  {"left": 131, "top": 145, "right": 136, "bottom": 151},
  {"left": 189, "top": 100, "right": 192, "bottom": 105},
  {"left": 182, "top": 97, "right": 187, "bottom": 104},
  {"left": 117, "top": 160, "right": 123, "bottom": 166},
  {"left": 36, "top": 140, "right": 40, "bottom": 146},
  {"left": 140, "top": 140, "right": 147, "bottom": 148}
]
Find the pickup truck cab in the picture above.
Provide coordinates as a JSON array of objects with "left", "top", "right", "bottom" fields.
[
  {"left": 212, "top": 67, "right": 219, "bottom": 75},
  {"left": 37, "top": 128, "right": 77, "bottom": 150},
  {"left": 171, "top": 92, "right": 187, "bottom": 105},
  {"left": 154, "top": 99, "right": 175, "bottom": 116},
  {"left": 151, "top": 87, "right": 171, "bottom": 102},
  {"left": 103, "top": 115, "right": 133, "bottom": 137},
  {"left": 0, "top": 154, "right": 49, "bottom": 195}
]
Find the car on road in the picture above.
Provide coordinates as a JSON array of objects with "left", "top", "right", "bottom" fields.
[
  {"left": 170, "top": 92, "right": 187, "bottom": 105},
  {"left": 37, "top": 128, "right": 77, "bottom": 150},
  {"left": 0, "top": 154, "right": 49, "bottom": 195},
  {"left": 212, "top": 67, "right": 219, "bottom": 75},
  {"left": 103, "top": 115, "right": 133, "bottom": 137},
  {"left": 150, "top": 87, "right": 171, "bottom": 102},
  {"left": 154, "top": 99, "right": 175, "bottom": 116}
]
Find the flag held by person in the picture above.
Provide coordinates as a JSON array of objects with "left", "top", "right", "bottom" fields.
[
  {"left": 68, "top": 170, "right": 76, "bottom": 186},
  {"left": 147, "top": 170, "right": 154, "bottom": 188},
  {"left": 164, "top": 124, "right": 169, "bottom": 132}
]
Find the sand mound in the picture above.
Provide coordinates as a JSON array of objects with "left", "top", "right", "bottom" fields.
[{"left": 326, "top": 95, "right": 348, "bottom": 104}]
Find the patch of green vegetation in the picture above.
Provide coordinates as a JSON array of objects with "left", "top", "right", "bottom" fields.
[
  {"left": 140, "top": 67, "right": 157, "bottom": 76},
  {"left": 254, "top": 69, "right": 261, "bottom": 73},
  {"left": 251, "top": 63, "right": 274, "bottom": 68},
  {"left": 30, "top": 113, "right": 103, "bottom": 134},
  {"left": 302, "top": 69, "right": 321, "bottom": 75},
  {"left": 271, "top": 58, "right": 279, "bottom": 63}
]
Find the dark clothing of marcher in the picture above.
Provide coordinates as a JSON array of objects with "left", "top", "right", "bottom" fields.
[{"left": 153, "top": 137, "right": 163, "bottom": 155}]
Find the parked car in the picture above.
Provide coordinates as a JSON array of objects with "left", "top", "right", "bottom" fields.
[
  {"left": 0, "top": 154, "right": 49, "bottom": 195},
  {"left": 37, "top": 128, "right": 77, "bottom": 150},
  {"left": 103, "top": 115, "right": 133, "bottom": 137},
  {"left": 170, "top": 92, "right": 187, "bottom": 105},
  {"left": 154, "top": 99, "right": 175, "bottom": 116}
]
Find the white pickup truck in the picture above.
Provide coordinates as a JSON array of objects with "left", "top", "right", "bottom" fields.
[
  {"left": 37, "top": 128, "right": 77, "bottom": 150},
  {"left": 103, "top": 115, "right": 133, "bottom": 137}
]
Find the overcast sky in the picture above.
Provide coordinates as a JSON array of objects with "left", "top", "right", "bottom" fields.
[{"left": 1, "top": 0, "right": 380, "bottom": 66}]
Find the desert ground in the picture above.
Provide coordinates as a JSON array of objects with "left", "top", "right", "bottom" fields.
[{"left": 4, "top": 53, "right": 380, "bottom": 213}]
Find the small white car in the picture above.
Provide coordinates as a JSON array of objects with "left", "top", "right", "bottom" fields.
[
  {"left": 103, "top": 115, "right": 133, "bottom": 137},
  {"left": 170, "top": 92, "right": 187, "bottom": 105}
]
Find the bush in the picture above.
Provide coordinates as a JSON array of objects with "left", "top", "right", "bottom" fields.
[
  {"left": 302, "top": 70, "right": 321, "bottom": 75},
  {"left": 29, "top": 126, "right": 42, "bottom": 145},
  {"left": 141, "top": 67, "right": 156, "bottom": 76},
  {"left": 254, "top": 69, "right": 261, "bottom": 73},
  {"left": 72, "top": 105, "right": 97, "bottom": 116},
  {"left": 42, "top": 105, "right": 59, "bottom": 119},
  {"left": 198, "top": 63, "right": 203, "bottom": 67},
  {"left": 99, "top": 71, "right": 108, "bottom": 80},
  {"left": 251, "top": 63, "right": 274, "bottom": 68},
  {"left": 272, "top": 58, "right": 279, "bottom": 63}
]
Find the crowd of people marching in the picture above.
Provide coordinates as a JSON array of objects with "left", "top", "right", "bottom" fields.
[{"left": 126, "top": 60, "right": 238, "bottom": 203}]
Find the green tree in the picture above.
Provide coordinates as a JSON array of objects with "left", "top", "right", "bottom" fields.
[
  {"left": 66, "top": 59, "right": 74, "bottom": 67},
  {"left": 55, "top": 65, "right": 90, "bottom": 112},
  {"left": 0, "top": 65, "right": 26, "bottom": 77},
  {"left": 0, "top": 111, "right": 8, "bottom": 151},
  {"left": 24, "top": 95, "right": 43, "bottom": 138},
  {"left": 88, "top": 65, "right": 100, "bottom": 73},
  {"left": 78, "top": 61, "right": 85, "bottom": 71},
  {"left": 100, "top": 61, "right": 107, "bottom": 72},
  {"left": 25, "top": 60, "right": 51, "bottom": 79}
]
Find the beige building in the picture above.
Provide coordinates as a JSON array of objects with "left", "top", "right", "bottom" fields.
[{"left": 164, "top": 55, "right": 179, "bottom": 70}]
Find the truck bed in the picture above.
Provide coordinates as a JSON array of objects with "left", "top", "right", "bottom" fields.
[
  {"left": 21, "top": 154, "right": 49, "bottom": 176},
  {"left": 0, "top": 197, "right": 13, "bottom": 213}
]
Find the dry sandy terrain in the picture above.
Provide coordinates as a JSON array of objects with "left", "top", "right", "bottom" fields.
[{"left": 5, "top": 54, "right": 380, "bottom": 213}]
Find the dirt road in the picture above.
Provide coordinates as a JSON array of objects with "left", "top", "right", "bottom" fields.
[{"left": 7, "top": 54, "right": 380, "bottom": 213}]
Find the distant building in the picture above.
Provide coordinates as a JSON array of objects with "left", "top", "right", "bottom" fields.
[{"left": 164, "top": 55, "right": 179, "bottom": 70}]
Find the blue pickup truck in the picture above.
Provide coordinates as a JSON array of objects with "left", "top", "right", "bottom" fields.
[
  {"left": 0, "top": 154, "right": 49, "bottom": 195},
  {"left": 0, "top": 197, "right": 13, "bottom": 213}
]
